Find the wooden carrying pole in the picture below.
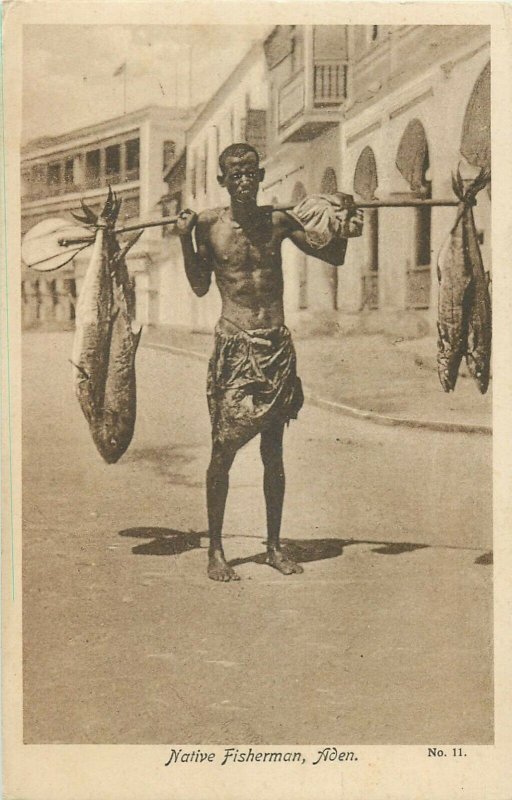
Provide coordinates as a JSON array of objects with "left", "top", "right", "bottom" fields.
[{"left": 58, "top": 198, "right": 460, "bottom": 247}]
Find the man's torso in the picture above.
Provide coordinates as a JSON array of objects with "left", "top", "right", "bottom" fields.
[{"left": 200, "top": 206, "right": 291, "bottom": 330}]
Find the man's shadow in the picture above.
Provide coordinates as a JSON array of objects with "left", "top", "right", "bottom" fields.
[
  {"left": 119, "top": 527, "right": 207, "bottom": 556},
  {"left": 119, "top": 528, "right": 430, "bottom": 563},
  {"left": 228, "top": 538, "right": 429, "bottom": 567}
]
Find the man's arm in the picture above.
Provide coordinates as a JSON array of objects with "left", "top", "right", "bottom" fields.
[
  {"left": 277, "top": 194, "right": 364, "bottom": 267},
  {"left": 283, "top": 214, "right": 348, "bottom": 266},
  {"left": 176, "top": 209, "right": 213, "bottom": 297}
]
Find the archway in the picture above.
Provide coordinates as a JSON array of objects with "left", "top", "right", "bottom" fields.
[
  {"left": 320, "top": 167, "right": 338, "bottom": 195},
  {"left": 461, "top": 61, "right": 490, "bottom": 172},
  {"left": 396, "top": 119, "right": 430, "bottom": 195},
  {"left": 396, "top": 120, "right": 432, "bottom": 309},
  {"left": 291, "top": 181, "right": 307, "bottom": 203},
  {"left": 354, "top": 146, "right": 379, "bottom": 309}
]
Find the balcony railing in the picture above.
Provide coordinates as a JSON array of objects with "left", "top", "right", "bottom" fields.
[
  {"left": 313, "top": 61, "right": 347, "bottom": 107},
  {"left": 22, "top": 170, "right": 140, "bottom": 201},
  {"left": 277, "top": 60, "right": 347, "bottom": 135}
]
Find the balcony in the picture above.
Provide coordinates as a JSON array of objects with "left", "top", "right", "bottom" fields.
[
  {"left": 277, "top": 60, "right": 346, "bottom": 143},
  {"left": 22, "top": 170, "right": 140, "bottom": 203}
]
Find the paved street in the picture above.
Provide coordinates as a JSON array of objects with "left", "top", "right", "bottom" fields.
[{"left": 22, "top": 332, "right": 493, "bottom": 745}]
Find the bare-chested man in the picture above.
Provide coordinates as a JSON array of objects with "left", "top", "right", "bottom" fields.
[{"left": 177, "top": 143, "right": 363, "bottom": 581}]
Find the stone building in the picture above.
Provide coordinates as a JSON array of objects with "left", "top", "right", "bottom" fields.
[
  {"left": 259, "top": 25, "right": 350, "bottom": 331},
  {"left": 338, "top": 25, "right": 490, "bottom": 336},
  {"left": 23, "top": 27, "right": 490, "bottom": 338},
  {"left": 21, "top": 105, "right": 192, "bottom": 328},
  {"left": 259, "top": 24, "right": 490, "bottom": 336}
]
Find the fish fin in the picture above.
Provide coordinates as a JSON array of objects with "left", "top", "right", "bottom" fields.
[
  {"left": 69, "top": 359, "right": 90, "bottom": 380},
  {"left": 70, "top": 210, "right": 94, "bottom": 225},
  {"left": 132, "top": 324, "right": 143, "bottom": 352},
  {"left": 457, "top": 168, "right": 465, "bottom": 197},
  {"left": 101, "top": 186, "right": 120, "bottom": 224},
  {"left": 79, "top": 200, "right": 99, "bottom": 225},
  {"left": 113, "top": 197, "right": 123, "bottom": 222},
  {"left": 451, "top": 172, "right": 463, "bottom": 201}
]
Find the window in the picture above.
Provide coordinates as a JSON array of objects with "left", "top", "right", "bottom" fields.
[
  {"left": 105, "top": 144, "right": 121, "bottom": 179},
  {"left": 64, "top": 158, "right": 74, "bottom": 185},
  {"left": 190, "top": 151, "right": 197, "bottom": 199},
  {"left": 31, "top": 163, "right": 46, "bottom": 185},
  {"left": 371, "top": 26, "right": 379, "bottom": 41},
  {"left": 85, "top": 150, "right": 100, "bottom": 184},
  {"left": 214, "top": 126, "right": 220, "bottom": 167},
  {"left": 47, "top": 162, "right": 61, "bottom": 186},
  {"left": 203, "top": 141, "right": 208, "bottom": 194},
  {"left": 163, "top": 140, "right": 175, "bottom": 171},
  {"left": 126, "top": 139, "right": 140, "bottom": 176}
]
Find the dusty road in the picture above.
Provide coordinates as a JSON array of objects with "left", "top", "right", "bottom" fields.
[{"left": 22, "top": 332, "right": 492, "bottom": 744}]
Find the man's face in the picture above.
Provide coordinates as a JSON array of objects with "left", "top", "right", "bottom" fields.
[{"left": 218, "top": 152, "right": 264, "bottom": 205}]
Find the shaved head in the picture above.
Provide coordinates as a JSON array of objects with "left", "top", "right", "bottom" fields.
[{"left": 218, "top": 143, "right": 260, "bottom": 175}]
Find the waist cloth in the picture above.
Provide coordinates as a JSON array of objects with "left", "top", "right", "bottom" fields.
[{"left": 207, "top": 318, "right": 304, "bottom": 448}]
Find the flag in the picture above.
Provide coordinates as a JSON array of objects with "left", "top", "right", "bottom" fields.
[{"left": 113, "top": 62, "right": 126, "bottom": 77}]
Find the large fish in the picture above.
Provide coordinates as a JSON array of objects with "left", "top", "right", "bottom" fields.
[
  {"left": 437, "top": 168, "right": 491, "bottom": 393},
  {"left": 464, "top": 179, "right": 492, "bottom": 394},
  {"left": 70, "top": 189, "right": 143, "bottom": 463}
]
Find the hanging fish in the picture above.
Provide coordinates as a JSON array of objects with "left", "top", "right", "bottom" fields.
[
  {"left": 464, "top": 175, "right": 492, "bottom": 394},
  {"left": 436, "top": 168, "right": 491, "bottom": 393},
  {"left": 70, "top": 189, "right": 143, "bottom": 463}
]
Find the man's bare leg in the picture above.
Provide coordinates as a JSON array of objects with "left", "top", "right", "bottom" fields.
[
  {"left": 206, "top": 441, "right": 240, "bottom": 581},
  {"left": 260, "top": 422, "right": 303, "bottom": 575}
]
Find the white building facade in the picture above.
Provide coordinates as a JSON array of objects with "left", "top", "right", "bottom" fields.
[
  {"left": 158, "top": 42, "right": 269, "bottom": 331},
  {"left": 338, "top": 25, "right": 490, "bottom": 336},
  {"left": 21, "top": 106, "right": 191, "bottom": 329}
]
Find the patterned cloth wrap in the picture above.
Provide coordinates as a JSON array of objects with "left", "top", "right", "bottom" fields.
[
  {"left": 207, "top": 319, "right": 304, "bottom": 448},
  {"left": 289, "top": 193, "right": 350, "bottom": 250}
]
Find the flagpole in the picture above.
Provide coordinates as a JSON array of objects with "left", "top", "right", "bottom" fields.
[{"left": 188, "top": 44, "right": 192, "bottom": 107}]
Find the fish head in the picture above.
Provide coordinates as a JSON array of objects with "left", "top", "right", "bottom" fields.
[{"left": 92, "top": 410, "right": 135, "bottom": 464}]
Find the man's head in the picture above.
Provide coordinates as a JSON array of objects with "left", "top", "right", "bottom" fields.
[{"left": 217, "top": 143, "right": 265, "bottom": 205}]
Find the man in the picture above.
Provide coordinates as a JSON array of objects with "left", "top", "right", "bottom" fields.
[{"left": 177, "top": 143, "right": 363, "bottom": 581}]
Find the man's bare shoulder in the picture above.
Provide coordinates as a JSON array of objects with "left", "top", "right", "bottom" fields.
[
  {"left": 197, "top": 207, "right": 225, "bottom": 227},
  {"left": 272, "top": 209, "right": 300, "bottom": 234}
]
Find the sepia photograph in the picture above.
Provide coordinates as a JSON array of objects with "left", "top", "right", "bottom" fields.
[{"left": 3, "top": 2, "right": 511, "bottom": 799}]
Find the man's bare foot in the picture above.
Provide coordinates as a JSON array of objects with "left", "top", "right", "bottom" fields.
[
  {"left": 208, "top": 551, "right": 240, "bottom": 582},
  {"left": 266, "top": 549, "right": 304, "bottom": 575}
]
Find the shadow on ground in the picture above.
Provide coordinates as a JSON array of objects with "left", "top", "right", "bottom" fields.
[
  {"left": 118, "top": 528, "right": 492, "bottom": 566},
  {"left": 228, "top": 537, "right": 430, "bottom": 567},
  {"left": 119, "top": 527, "right": 207, "bottom": 556},
  {"left": 119, "top": 528, "right": 432, "bottom": 563}
]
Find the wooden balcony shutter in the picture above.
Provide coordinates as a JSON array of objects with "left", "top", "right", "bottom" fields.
[
  {"left": 313, "top": 26, "right": 348, "bottom": 60},
  {"left": 263, "top": 26, "right": 295, "bottom": 70},
  {"left": 245, "top": 109, "right": 267, "bottom": 160}
]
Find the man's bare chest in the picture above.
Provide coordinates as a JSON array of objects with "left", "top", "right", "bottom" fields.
[{"left": 208, "top": 215, "right": 283, "bottom": 272}]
